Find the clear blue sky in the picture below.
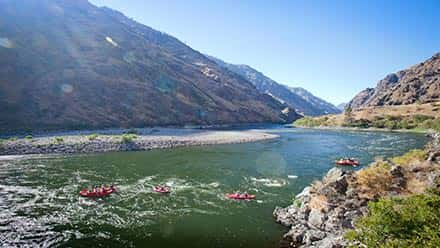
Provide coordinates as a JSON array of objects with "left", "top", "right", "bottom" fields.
[{"left": 89, "top": 0, "right": 439, "bottom": 105}]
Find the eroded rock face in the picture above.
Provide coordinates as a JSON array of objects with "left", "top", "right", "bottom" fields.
[
  {"left": 427, "top": 132, "right": 440, "bottom": 162},
  {"left": 347, "top": 88, "right": 375, "bottom": 110},
  {"left": 273, "top": 168, "right": 358, "bottom": 248},
  {"left": 347, "top": 52, "right": 440, "bottom": 110}
]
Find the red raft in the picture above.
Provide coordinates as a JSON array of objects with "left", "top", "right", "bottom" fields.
[
  {"left": 153, "top": 186, "right": 171, "bottom": 194},
  {"left": 335, "top": 158, "right": 360, "bottom": 167},
  {"left": 226, "top": 193, "right": 256, "bottom": 200},
  {"left": 80, "top": 187, "right": 116, "bottom": 197}
]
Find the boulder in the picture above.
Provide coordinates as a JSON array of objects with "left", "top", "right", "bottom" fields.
[
  {"left": 304, "top": 229, "right": 326, "bottom": 244},
  {"left": 274, "top": 206, "right": 297, "bottom": 227},
  {"left": 390, "top": 166, "right": 406, "bottom": 189},
  {"left": 323, "top": 168, "right": 344, "bottom": 184},
  {"left": 308, "top": 208, "right": 326, "bottom": 228}
]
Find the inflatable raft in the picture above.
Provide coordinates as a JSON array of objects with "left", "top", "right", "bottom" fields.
[
  {"left": 226, "top": 193, "right": 256, "bottom": 200},
  {"left": 79, "top": 187, "right": 115, "bottom": 197},
  {"left": 153, "top": 186, "right": 171, "bottom": 194}
]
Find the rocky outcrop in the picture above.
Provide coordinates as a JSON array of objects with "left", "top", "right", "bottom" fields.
[
  {"left": 274, "top": 168, "right": 363, "bottom": 248},
  {"left": 347, "top": 52, "right": 440, "bottom": 110},
  {"left": 427, "top": 132, "right": 440, "bottom": 162},
  {"left": 0, "top": 0, "right": 298, "bottom": 132},
  {"left": 274, "top": 133, "right": 440, "bottom": 247},
  {"left": 346, "top": 88, "right": 374, "bottom": 110}
]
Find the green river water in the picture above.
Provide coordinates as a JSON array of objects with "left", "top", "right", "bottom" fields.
[{"left": 0, "top": 127, "right": 427, "bottom": 247}]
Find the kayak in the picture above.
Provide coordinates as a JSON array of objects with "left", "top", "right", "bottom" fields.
[
  {"left": 335, "top": 159, "right": 360, "bottom": 166},
  {"left": 226, "top": 193, "right": 256, "bottom": 200},
  {"left": 79, "top": 188, "right": 115, "bottom": 197},
  {"left": 153, "top": 186, "right": 171, "bottom": 194}
]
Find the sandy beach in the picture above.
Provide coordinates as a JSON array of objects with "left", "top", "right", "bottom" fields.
[{"left": 0, "top": 130, "right": 279, "bottom": 156}]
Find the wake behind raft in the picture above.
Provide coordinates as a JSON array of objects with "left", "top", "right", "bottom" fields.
[{"left": 80, "top": 185, "right": 256, "bottom": 200}]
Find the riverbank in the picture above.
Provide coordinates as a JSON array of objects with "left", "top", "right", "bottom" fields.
[
  {"left": 292, "top": 125, "right": 431, "bottom": 134},
  {"left": 274, "top": 132, "right": 440, "bottom": 247},
  {"left": 293, "top": 104, "right": 440, "bottom": 134},
  {"left": 0, "top": 130, "right": 278, "bottom": 155}
]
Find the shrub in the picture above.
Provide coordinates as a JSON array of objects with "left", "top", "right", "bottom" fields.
[
  {"left": 433, "top": 118, "right": 440, "bottom": 132},
  {"left": 8, "top": 137, "right": 17, "bottom": 141},
  {"left": 371, "top": 118, "right": 386, "bottom": 129},
  {"left": 423, "top": 118, "right": 440, "bottom": 132},
  {"left": 346, "top": 119, "right": 371, "bottom": 128},
  {"left": 54, "top": 137, "right": 64, "bottom": 143},
  {"left": 346, "top": 189, "right": 440, "bottom": 247},
  {"left": 25, "top": 135, "right": 33, "bottom": 140},
  {"left": 294, "top": 116, "right": 330, "bottom": 127},
  {"left": 293, "top": 198, "right": 302, "bottom": 208},
  {"left": 356, "top": 161, "right": 392, "bottom": 197},
  {"left": 121, "top": 134, "right": 137, "bottom": 143},
  {"left": 88, "top": 134, "right": 99, "bottom": 141},
  {"left": 401, "top": 120, "right": 411, "bottom": 129},
  {"left": 391, "top": 149, "right": 427, "bottom": 166},
  {"left": 413, "top": 114, "right": 433, "bottom": 123}
]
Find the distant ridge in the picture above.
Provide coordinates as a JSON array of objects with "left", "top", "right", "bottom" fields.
[
  {"left": 336, "top": 103, "right": 347, "bottom": 111},
  {"left": 207, "top": 55, "right": 341, "bottom": 116}
]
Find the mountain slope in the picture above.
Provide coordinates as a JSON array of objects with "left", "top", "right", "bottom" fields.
[
  {"left": 0, "top": 0, "right": 299, "bottom": 131},
  {"left": 288, "top": 87, "right": 341, "bottom": 114},
  {"left": 348, "top": 53, "right": 440, "bottom": 110},
  {"left": 207, "top": 56, "right": 341, "bottom": 116},
  {"left": 336, "top": 103, "right": 347, "bottom": 111}
]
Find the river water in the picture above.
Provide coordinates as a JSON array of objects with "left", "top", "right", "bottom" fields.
[{"left": 0, "top": 127, "right": 427, "bottom": 247}]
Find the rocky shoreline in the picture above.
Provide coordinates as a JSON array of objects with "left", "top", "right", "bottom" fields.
[
  {"left": 273, "top": 132, "right": 440, "bottom": 248},
  {"left": 0, "top": 130, "right": 278, "bottom": 156}
]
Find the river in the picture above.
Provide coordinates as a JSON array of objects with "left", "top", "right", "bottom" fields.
[{"left": 0, "top": 127, "right": 427, "bottom": 247}]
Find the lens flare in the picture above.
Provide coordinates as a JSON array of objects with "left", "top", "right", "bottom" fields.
[
  {"left": 105, "top": 36, "right": 118, "bottom": 47},
  {"left": 0, "top": 38, "right": 14, "bottom": 48},
  {"left": 61, "top": 84, "right": 74, "bottom": 94}
]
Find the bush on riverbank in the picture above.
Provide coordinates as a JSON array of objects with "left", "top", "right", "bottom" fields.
[
  {"left": 54, "top": 137, "right": 64, "bottom": 144},
  {"left": 346, "top": 115, "right": 440, "bottom": 132},
  {"left": 293, "top": 116, "right": 331, "bottom": 127},
  {"left": 121, "top": 134, "right": 137, "bottom": 143},
  {"left": 295, "top": 114, "right": 440, "bottom": 132},
  {"left": 88, "top": 134, "right": 99, "bottom": 141},
  {"left": 346, "top": 180, "right": 440, "bottom": 247}
]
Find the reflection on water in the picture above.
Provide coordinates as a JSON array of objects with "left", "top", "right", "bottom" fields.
[{"left": 0, "top": 128, "right": 427, "bottom": 247}]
